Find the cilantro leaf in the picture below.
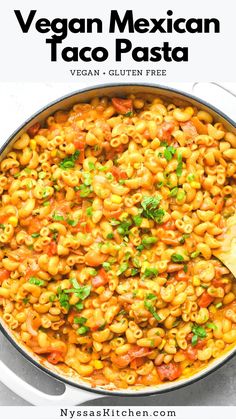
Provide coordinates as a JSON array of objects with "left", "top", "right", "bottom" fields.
[
  {"left": 192, "top": 324, "right": 207, "bottom": 338},
  {"left": 144, "top": 300, "right": 161, "bottom": 322},
  {"left": 141, "top": 196, "right": 165, "bottom": 224},
  {"left": 64, "top": 280, "right": 91, "bottom": 301},
  {"left": 164, "top": 146, "right": 176, "bottom": 162}
]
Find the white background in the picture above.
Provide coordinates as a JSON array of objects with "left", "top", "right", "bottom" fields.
[{"left": 0, "top": 0, "right": 235, "bottom": 82}]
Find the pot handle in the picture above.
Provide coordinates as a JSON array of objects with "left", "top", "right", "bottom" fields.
[
  {"left": 0, "top": 360, "right": 102, "bottom": 405},
  {"left": 191, "top": 82, "right": 236, "bottom": 121}
]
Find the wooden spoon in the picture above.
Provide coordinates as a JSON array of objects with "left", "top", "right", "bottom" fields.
[{"left": 213, "top": 214, "right": 236, "bottom": 277}]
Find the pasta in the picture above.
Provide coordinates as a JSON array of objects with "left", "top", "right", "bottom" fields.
[{"left": 0, "top": 94, "right": 236, "bottom": 389}]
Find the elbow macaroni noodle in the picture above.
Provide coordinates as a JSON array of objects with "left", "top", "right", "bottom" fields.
[{"left": 0, "top": 94, "right": 236, "bottom": 389}]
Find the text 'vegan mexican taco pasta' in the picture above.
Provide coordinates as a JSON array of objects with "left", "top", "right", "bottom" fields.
[{"left": 0, "top": 94, "right": 236, "bottom": 389}]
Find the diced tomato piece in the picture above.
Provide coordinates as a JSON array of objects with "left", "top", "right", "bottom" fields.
[
  {"left": 162, "top": 220, "right": 176, "bottom": 231},
  {"left": 139, "top": 373, "right": 159, "bottom": 386},
  {"left": 92, "top": 274, "right": 107, "bottom": 288},
  {"left": 112, "top": 98, "right": 133, "bottom": 115},
  {"left": 103, "top": 209, "right": 122, "bottom": 220},
  {"left": 185, "top": 346, "right": 198, "bottom": 361},
  {"left": 110, "top": 353, "right": 131, "bottom": 368},
  {"left": 130, "top": 357, "right": 145, "bottom": 370},
  {"left": 180, "top": 121, "right": 198, "bottom": 136},
  {"left": 157, "top": 122, "right": 175, "bottom": 142},
  {"left": 176, "top": 269, "right": 189, "bottom": 281},
  {"left": 157, "top": 362, "right": 182, "bottom": 382},
  {"left": 27, "top": 218, "right": 43, "bottom": 235},
  {"left": 128, "top": 346, "right": 153, "bottom": 360},
  {"left": 27, "top": 122, "right": 41, "bottom": 138},
  {"left": 74, "top": 138, "right": 85, "bottom": 150},
  {"left": 198, "top": 291, "right": 214, "bottom": 308},
  {"left": 25, "top": 267, "right": 39, "bottom": 281},
  {"left": 0, "top": 215, "right": 8, "bottom": 224},
  {"left": 212, "top": 278, "right": 225, "bottom": 288},
  {"left": 0, "top": 269, "right": 10, "bottom": 284},
  {"left": 47, "top": 351, "right": 63, "bottom": 365},
  {"left": 194, "top": 339, "right": 206, "bottom": 349},
  {"left": 111, "top": 166, "right": 127, "bottom": 181},
  {"left": 47, "top": 241, "right": 57, "bottom": 256},
  {"left": 98, "top": 268, "right": 109, "bottom": 281}
]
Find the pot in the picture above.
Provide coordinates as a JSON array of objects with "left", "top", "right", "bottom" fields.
[{"left": 0, "top": 83, "right": 235, "bottom": 405}]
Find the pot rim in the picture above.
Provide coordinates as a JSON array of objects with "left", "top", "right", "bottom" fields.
[{"left": 0, "top": 82, "right": 235, "bottom": 397}]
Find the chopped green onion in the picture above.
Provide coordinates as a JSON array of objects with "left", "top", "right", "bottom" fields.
[
  {"left": 206, "top": 322, "right": 218, "bottom": 330},
  {"left": 102, "top": 261, "right": 111, "bottom": 271},
  {"left": 75, "top": 302, "right": 83, "bottom": 310},
  {"left": 179, "top": 234, "right": 190, "bottom": 244},
  {"left": 107, "top": 233, "right": 114, "bottom": 239},
  {"left": 176, "top": 152, "right": 183, "bottom": 177},
  {"left": 86, "top": 207, "right": 93, "bottom": 217},
  {"left": 88, "top": 162, "right": 95, "bottom": 171},
  {"left": 79, "top": 184, "right": 92, "bottom": 197},
  {"left": 191, "top": 334, "right": 198, "bottom": 346},
  {"left": 176, "top": 189, "right": 186, "bottom": 202},
  {"left": 169, "top": 187, "right": 178, "bottom": 197},
  {"left": 89, "top": 268, "right": 97, "bottom": 276},
  {"left": 22, "top": 297, "right": 29, "bottom": 304},
  {"left": 52, "top": 213, "right": 64, "bottom": 221},
  {"left": 29, "top": 277, "right": 45, "bottom": 286},
  {"left": 164, "top": 146, "right": 176, "bottom": 162},
  {"left": 191, "top": 251, "right": 200, "bottom": 259},
  {"left": 187, "top": 173, "right": 195, "bottom": 182},
  {"left": 143, "top": 268, "right": 158, "bottom": 278},
  {"left": 132, "top": 215, "right": 142, "bottom": 226},
  {"left": 171, "top": 253, "right": 184, "bottom": 262},
  {"left": 183, "top": 264, "right": 188, "bottom": 273},
  {"left": 39, "top": 172, "right": 46, "bottom": 179},
  {"left": 146, "top": 293, "right": 157, "bottom": 300},
  {"left": 74, "top": 317, "right": 87, "bottom": 325},
  {"left": 130, "top": 268, "right": 139, "bottom": 276},
  {"left": 124, "top": 111, "right": 133, "bottom": 117},
  {"left": 117, "top": 262, "right": 129, "bottom": 276},
  {"left": 142, "top": 237, "right": 158, "bottom": 248},
  {"left": 59, "top": 150, "right": 80, "bottom": 169},
  {"left": 31, "top": 232, "right": 40, "bottom": 238},
  {"left": 67, "top": 219, "right": 78, "bottom": 226},
  {"left": 77, "top": 326, "right": 90, "bottom": 335}
]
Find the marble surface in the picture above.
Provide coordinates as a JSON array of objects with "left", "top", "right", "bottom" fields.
[{"left": 0, "top": 82, "right": 235, "bottom": 406}]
